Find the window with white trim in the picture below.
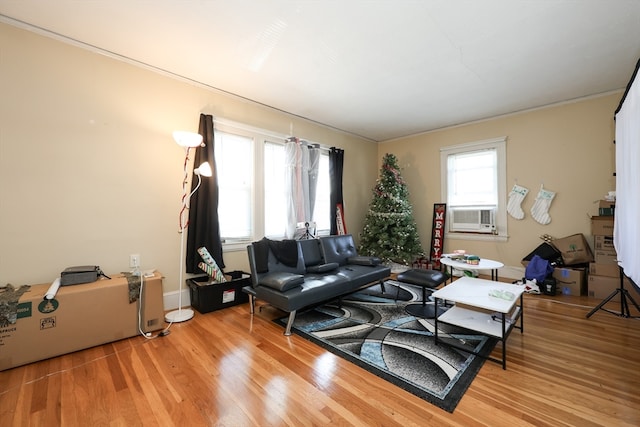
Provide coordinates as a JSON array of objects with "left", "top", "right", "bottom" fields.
[
  {"left": 214, "top": 122, "right": 330, "bottom": 250},
  {"left": 440, "top": 137, "right": 507, "bottom": 240},
  {"left": 216, "top": 131, "right": 254, "bottom": 241}
]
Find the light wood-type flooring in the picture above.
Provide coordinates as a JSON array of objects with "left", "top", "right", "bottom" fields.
[{"left": 2, "top": 281, "right": 640, "bottom": 426}]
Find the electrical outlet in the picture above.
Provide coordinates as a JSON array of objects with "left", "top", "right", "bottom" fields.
[{"left": 130, "top": 254, "right": 140, "bottom": 268}]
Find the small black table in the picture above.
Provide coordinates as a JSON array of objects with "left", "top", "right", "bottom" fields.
[{"left": 396, "top": 269, "right": 448, "bottom": 319}]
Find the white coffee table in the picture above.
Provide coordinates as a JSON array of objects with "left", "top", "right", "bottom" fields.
[
  {"left": 440, "top": 255, "right": 504, "bottom": 282},
  {"left": 431, "top": 276, "right": 524, "bottom": 369}
]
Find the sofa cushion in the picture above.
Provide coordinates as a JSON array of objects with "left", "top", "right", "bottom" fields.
[
  {"left": 255, "top": 274, "right": 350, "bottom": 312},
  {"left": 299, "top": 239, "right": 324, "bottom": 266},
  {"left": 306, "top": 262, "right": 339, "bottom": 274},
  {"left": 347, "top": 256, "right": 382, "bottom": 266},
  {"left": 252, "top": 238, "right": 300, "bottom": 273},
  {"left": 260, "top": 272, "right": 305, "bottom": 292},
  {"left": 336, "top": 265, "right": 391, "bottom": 289},
  {"left": 320, "top": 234, "right": 359, "bottom": 266}
]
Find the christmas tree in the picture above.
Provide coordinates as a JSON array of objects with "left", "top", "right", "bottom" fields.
[{"left": 359, "top": 153, "right": 424, "bottom": 264}]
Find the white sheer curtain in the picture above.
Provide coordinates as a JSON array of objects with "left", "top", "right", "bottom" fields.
[
  {"left": 285, "top": 138, "right": 320, "bottom": 238},
  {"left": 614, "top": 65, "right": 640, "bottom": 286}
]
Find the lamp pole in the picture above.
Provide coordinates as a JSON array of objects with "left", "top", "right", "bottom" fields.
[{"left": 164, "top": 131, "right": 210, "bottom": 324}]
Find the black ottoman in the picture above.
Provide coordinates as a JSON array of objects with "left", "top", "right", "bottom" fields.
[{"left": 397, "top": 269, "right": 448, "bottom": 319}]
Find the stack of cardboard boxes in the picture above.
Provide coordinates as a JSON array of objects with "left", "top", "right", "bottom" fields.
[
  {"left": 520, "top": 241, "right": 588, "bottom": 297},
  {"left": 588, "top": 200, "right": 625, "bottom": 301}
]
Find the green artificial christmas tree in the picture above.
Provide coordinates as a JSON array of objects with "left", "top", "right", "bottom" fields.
[{"left": 359, "top": 153, "right": 424, "bottom": 265}]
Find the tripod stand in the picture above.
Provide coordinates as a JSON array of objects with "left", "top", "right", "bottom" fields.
[
  {"left": 586, "top": 268, "right": 640, "bottom": 319},
  {"left": 297, "top": 222, "right": 316, "bottom": 240}
]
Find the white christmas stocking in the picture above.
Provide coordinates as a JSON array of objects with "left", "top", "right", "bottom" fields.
[
  {"left": 507, "top": 184, "right": 529, "bottom": 220},
  {"left": 531, "top": 187, "right": 556, "bottom": 225}
]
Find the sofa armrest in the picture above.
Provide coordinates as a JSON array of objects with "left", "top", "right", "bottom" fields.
[{"left": 259, "top": 272, "right": 304, "bottom": 292}]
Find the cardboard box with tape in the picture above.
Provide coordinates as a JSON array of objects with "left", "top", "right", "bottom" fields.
[
  {"left": 591, "top": 216, "right": 614, "bottom": 236},
  {"left": 0, "top": 273, "right": 165, "bottom": 371},
  {"left": 553, "top": 267, "right": 586, "bottom": 296}
]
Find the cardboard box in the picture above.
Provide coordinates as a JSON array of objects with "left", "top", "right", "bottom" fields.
[
  {"left": 594, "top": 249, "right": 618, "bottom": 265},
  {"left": 593, "top": 237, "right": 617, "bottom": 265},
  {"left": 587, "top": 274, "right": 636, "bottom": 303},
  {"left": 591, "top": 216, "right": 614, "bottom": 236},
  {"left": 0, "top": 273, "right": 165, "bottom": 371},
  {"left": 589, "top": 263, "right": 620, "bottom": 278},
  {"left": 551, "top": 233, "right": 594, "bottom": 265},
  {"left": 188, "top": 271, "right": 251, "bottom": 314},
  {"left": 594, "top": 235, "right": 615, "bottom": 251},
  {"left": 553, "top": 267, "right": 586, "bottom": 296}
]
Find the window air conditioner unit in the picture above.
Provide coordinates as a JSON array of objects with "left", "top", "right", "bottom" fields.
[{"left": 450, "top": 207, "right": 496, "bottom": 233}]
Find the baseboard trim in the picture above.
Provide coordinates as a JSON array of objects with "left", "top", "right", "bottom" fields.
[
  {"left": 163, "top": 288, "right": 191, "bottom": 311},
  {"left": 499, "top": 265, "right": 526, "bottom": 281}
]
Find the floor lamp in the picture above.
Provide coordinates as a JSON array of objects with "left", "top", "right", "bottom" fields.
[{"left": 165, "top": 131, "right": 212, "bottom": 323}]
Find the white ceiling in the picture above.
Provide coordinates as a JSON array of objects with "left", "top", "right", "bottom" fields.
[{"left": 2, "top": 1, "right": 640, "bottom": 141}]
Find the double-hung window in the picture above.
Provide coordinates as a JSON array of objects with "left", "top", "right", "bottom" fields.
[
  {"left": 440, "top": 137, "right": 507, "bottom": 241},
  {"left": 214, "top": 121, "right": 330, "bottom": 250},
  {"left": 215, "top": 130, "right": 254, "bottom": 242}
]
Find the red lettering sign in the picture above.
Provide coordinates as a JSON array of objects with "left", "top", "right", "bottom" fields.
[{"left": 430, "top": 204, "right": 446, "bottom": 269}]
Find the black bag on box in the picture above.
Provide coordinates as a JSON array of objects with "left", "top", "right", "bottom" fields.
[
  {"left": 60, "top": 265, "right": 111, "bottom": 286},
  {"left": 522, "top": 242, "right": 563, "bottom": 267}
]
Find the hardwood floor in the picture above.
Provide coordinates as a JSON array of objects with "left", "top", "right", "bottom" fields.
[{"left": 2, "top": 286, "right": 640, "bottom": 426}]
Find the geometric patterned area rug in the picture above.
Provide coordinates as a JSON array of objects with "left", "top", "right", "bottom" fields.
[{"left": 277, "top": 280, "right": 497, "bottom": 412}]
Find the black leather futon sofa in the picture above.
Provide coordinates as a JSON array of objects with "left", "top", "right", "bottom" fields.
[{"left": 246, "top": 234, "right": 391, "bottom": 335}]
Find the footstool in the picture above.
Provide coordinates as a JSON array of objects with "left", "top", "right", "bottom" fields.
[{"left": 397, "top": 269, "right": 448, "bottom": 319}]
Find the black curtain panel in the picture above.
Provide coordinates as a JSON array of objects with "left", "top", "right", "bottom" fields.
[
  {"left": 186, "top": 114, "right": 225, "bottom": 273},
  {"left": 329, "top": 147, "right": 345, "bottom": 235}
]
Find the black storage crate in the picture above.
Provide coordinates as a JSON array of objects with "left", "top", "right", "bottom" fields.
[{"left": 188, "top": 271, "right": 251, "bottom": 313}]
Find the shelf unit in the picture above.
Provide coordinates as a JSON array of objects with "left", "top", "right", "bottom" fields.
[
  {"left": 437, "top": 305, "right": 521, "bottom": 338},
  {"left": 432, "top": 277, "right": 524, "bottom": 369}
]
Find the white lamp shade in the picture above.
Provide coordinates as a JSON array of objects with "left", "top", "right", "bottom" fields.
[
  {"left": 173, "top": 130, "right": 203, "bottom": 147},
  {"left": 194, "top": 161, "right": 213, "bottom": 177}
]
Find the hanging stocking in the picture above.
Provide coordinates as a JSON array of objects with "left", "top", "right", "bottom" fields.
[
  {"left": 507, "top": 184, "right": 529, "bottom": 220},
  {"left": 531, "top": 186, "right": 556, "bottom": 225}
]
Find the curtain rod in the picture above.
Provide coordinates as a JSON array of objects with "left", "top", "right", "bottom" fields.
[
  {"left": 211, "top": 116, "right": 332, "bottom": 151},
  {"left": 285, "top": 137, "right": 332, "bottom": 152}
]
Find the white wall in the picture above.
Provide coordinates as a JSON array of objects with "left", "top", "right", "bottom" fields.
[
  {"left": 1, "top": 21, "right": 623, "bottom": 299},
  {"left": 0, "top": 23, "right": 379, "bottom": 302},
  {"left": 380, "top": 93, "right": 620, "bottom": 278}
]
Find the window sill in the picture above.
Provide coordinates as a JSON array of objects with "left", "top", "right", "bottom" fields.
[
  {"left": 444, "top": 232, "right": 508, "bottom": 243},
  {"left": 222, "top": 241, "right": 252, "bottom": 252}
]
